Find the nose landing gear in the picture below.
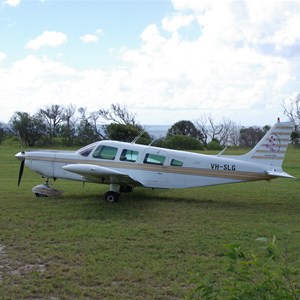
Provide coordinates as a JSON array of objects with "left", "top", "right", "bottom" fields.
[{"left": 32, "top": 180, "right": 63, "bottom": 198}]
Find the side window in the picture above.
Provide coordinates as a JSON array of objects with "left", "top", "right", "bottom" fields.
[
  {"left": 93, "top": 145, "right": 118, "bottom": 160},
  {"left": 144, "top": 153, "right": 166, "bottom": 165},
  {"left": 120, "top": 149, "right": 139, "bottom": 162},
  {"left": 171, "top": 159, "right": 183, "bottom": 167}
]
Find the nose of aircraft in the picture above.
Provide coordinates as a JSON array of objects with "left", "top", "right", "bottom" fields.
[{"left": 15, "top": 151, "right": 25, "bottom": 161}]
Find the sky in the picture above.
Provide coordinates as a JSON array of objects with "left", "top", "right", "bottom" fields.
[{"left": 0, "top": 0, "right": 300, "bottom": 126}]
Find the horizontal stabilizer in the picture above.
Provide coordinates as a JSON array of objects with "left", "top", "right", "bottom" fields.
[{"left": 266, "top": 170, "right": 294, "bottom": 179}]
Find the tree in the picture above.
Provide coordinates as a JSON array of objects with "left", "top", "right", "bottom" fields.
[
  {"left": 60, "top": 104, "right": 77, "bottom": 146},
  {"left": 76, "top": 107, "right": 99, "bottom": 145},
  {"left": 38, "top": 104, "right": 65, "bottom": 138},
  {"left": 0, "top": 122, "right": 5, "bottom": 144},
  {"left": 282, "top": 94, "right": 300, "bottom": 144},
  {"left": 10, "top": 112, "right": 46, "bottom": 147},
  {"left": 167, "top": 120, "right": 201, "bottom": 139},
  {"left": 282, "top": 94, "right": 300, "bottom": 125},
  {"left": 98, "top": 103, "right": 137, "bottom": 125},
  {"left": 105, "top": 123, "right": 151, "bottom": 144},
  {"left": 239, "top": 126, "right": 265, "bottom": 148},
  {"left": 163, "top": 135, "right": 203, "bottom": 150},
  {"left": 87, "top": 111, "right": 106, "bottom": 140},
  {"left": 195, "top": 115, "right": 239, "bottom": 147}
]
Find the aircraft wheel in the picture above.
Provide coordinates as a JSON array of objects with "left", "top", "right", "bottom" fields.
[
  {"left": 119, "top": 185, "right": 133, "bottom": 193},
  {"left": 104, "top": 191, "right": 120, "bottom": 203},
  {"left": 35, "top": 193, "right": 48, "bottom": 198}
]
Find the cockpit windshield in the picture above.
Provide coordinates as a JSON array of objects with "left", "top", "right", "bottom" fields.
[{"left": 77, "top": 142, "right": 98, "bottom": 157}]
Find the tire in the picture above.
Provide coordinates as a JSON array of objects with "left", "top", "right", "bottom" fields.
[
  {"left": 104, "top": 191, "right": 120, "bottom": 203},
  {"left": 35, "top": 193, "right": 48, "bottom": 198}
]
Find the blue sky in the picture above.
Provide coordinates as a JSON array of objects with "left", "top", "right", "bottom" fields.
[{"left": 1, "top": 0, "right": 300, "bottom": 126}]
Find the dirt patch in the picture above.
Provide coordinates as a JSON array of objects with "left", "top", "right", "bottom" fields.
[
  {"left": 0, "top": 243, "right": 45, "bottom": 281},
  {"left": 0, "top": 244, "right": 9, "bottom": 282}
]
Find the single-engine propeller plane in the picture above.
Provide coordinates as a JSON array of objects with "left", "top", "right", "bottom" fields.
[{"left": 15, "top": 120, "right": 295, "bottom": 203}]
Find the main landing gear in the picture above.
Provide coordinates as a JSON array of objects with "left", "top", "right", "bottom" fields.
[{"left": 103, "top": 180, "right": 133, "bottom": 203}]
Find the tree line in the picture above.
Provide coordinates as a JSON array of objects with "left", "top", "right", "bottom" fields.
[{"left": 0, "top": 94, "right": 299, "bottom": 149}]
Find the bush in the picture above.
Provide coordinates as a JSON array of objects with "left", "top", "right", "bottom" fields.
[
  {"left": 206, "top": 140, "right": 223, "bottom": 151},
  {"left": 163, "top": 135, "right": 203, "bottom": 150},
  {"left": 190, "top": 235, "right": 299, "bottom": 299}
]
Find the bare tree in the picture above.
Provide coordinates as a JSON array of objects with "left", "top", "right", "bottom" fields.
[
  {"left": 61, "top": 104, "right": 77, "bottom": 145},
  {"left": 88, "top": 111, "right": 106, "bottom": 139},
  {"left": 38, "top": 104, "right": 65, "bottom": 138},
  {"left": 195, "top": 115, "right": 240, "bottom": 147},
  {"left": 77, "top": 107, "right": 105, "bottom": 141},
  {"left": 217, "top": 119, "right": 238, "bottom": 147},
  {"left": 282, "top": 94, "right": 300, "bottom": 125},
  {"left": 98, "top": 103, "right": 137, "bottom": 125},
  {"left": 195, "top": 114, "right": 224, "bottom": 146},
  {"left": 227, "top": 121, "right": 241, "bottom": 147}
]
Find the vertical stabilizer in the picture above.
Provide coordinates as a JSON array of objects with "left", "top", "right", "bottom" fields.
[{"left": 241, "top": 121, "right": 294, "bottom": 167}]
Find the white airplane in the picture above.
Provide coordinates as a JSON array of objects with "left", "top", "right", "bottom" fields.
[{"left": 15, "top": 120, "right": 295, "bottom": 203}]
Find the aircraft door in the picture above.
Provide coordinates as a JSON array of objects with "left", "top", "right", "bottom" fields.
[{"left": 141, "top": 148, "right": 169, "bottom": 188}]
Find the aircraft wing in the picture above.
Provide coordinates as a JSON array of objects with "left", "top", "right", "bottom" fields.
[{"left": 62, "top": 164, "right": 143, "bottom": 186}]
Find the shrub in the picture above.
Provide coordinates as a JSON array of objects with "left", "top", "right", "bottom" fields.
[
  {"left": 163, "top": 135, "right": 203, "bottom": 150},
  {"left": 190, "top": 235, "right": 299, "bottom": 299}
]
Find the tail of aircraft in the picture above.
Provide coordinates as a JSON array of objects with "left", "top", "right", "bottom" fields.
[{"left": 239, "top": 120, "right": 294, "bottom": 178}]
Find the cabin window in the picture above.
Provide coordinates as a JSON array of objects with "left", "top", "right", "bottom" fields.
[
  {"left": 144, "top": 153, "right": 166, "bottom": 165},
  {"left": 171, "top": 159, "right": 183, "bottom": 167},
  {"left": 120, "top": 149, "right": 139, "bottom": 162},
  {"left": 93, "top": 145, "right": 118, "bottom": 160}
]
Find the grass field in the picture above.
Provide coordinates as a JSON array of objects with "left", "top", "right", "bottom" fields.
[{"left": 0, "top": 143, "right": 299, "bottom": 299}]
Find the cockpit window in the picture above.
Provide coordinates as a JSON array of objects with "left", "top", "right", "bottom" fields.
[
  {"left": 78, "top": 144, "right": 97, "bottom": 157},
  {"left": 144, "top": 153, "right": 166, "bottom": 165},
  {"left": 120, "top": 149, "right": 139, "bottom": 162},
  {"left": 93, "top": 145, "right": 118, "bottom": 160}
]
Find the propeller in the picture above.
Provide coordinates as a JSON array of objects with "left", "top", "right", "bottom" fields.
[
  {"left": 18, "top": 160, "right": 25, "bottom": 186},
  {"left": 15, "top": 151, "right": 25, "bottom": 187}
]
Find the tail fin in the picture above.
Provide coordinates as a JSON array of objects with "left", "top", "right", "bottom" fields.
[{"left": 241, "top": 121, "right": 294, "bottom": 168}]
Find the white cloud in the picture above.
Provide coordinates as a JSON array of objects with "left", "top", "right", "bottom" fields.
[
  {"left": 80, "top": 34, "right": 99, "bottom": 43},
  {"left": 162, "top": 14, "right": 195, "bottom": 32},
  {"left": 120, "top": 0, "right": 300, "bottom": 124},
  {"left": 2, "top": 0, "right": 21, "bottom": 7},
  {"left": 80, "top": 28, "right": 103, "bottom": 44},
  {"left": 0, "top": 51, "right": 7, "bottom": 61},
  {"left": 26, "top": 31, "right": 67, "bottom": 50},
  {"left": 1, "top": 0, "right": 300, "bottom": 126}
]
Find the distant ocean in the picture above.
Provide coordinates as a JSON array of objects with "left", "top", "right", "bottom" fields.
[{"left": 143, "top": 125, "right": 170, "bottom": 138}]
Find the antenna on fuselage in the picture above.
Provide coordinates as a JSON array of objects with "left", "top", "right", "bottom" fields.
[
  {"left": 217, "top": 146, "right": 228, "bottom": 156},
  {"left": 131, "top": 130, "right": 146, "bottom": 144}
]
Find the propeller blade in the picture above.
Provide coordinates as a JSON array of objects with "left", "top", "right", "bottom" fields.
[{"left": 18, "top": 160, "right": 25, "bottom": 187}]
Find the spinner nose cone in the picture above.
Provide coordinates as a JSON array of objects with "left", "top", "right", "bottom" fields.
[{"left": 15, "top": 151, "right": 25, "bottom": 161}]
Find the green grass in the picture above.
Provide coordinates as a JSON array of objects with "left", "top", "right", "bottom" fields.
[{"left": 0, "top": 144, "right": 299, "bottom": 299}]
